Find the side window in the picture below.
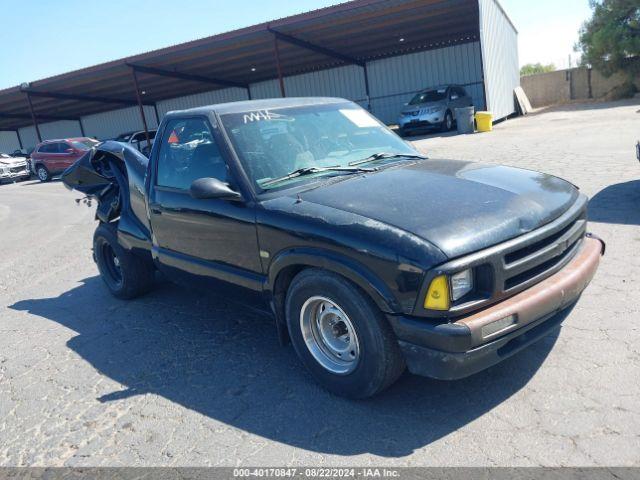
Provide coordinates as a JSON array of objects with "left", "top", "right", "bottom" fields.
[
  {"left": 450, "top": 87, "right": 459, "bottom": 99},
  {"left": 59, "top": 142, "right": 72, "bottom": 153},
  {"left": 156, "top": 118, "right": 226, "bottom": 191},
  {"left": 40, "top": 143, "right": 56, "bottom": 153},
  {"left": 457, "top": 87, "right": 467, "bottom": 97}
]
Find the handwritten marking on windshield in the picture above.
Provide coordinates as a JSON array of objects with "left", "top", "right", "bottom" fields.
[{"left": 243, "top": 110, "right": 285, "bottom": 123}]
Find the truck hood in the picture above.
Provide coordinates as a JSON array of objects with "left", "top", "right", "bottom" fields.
[{"left": 296, "top": 159, "right": 580, "bottom": 259}]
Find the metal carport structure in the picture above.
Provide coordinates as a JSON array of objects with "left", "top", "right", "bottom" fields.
[{"left": 0, "top": 0, "right": 518, "bottom": 151}]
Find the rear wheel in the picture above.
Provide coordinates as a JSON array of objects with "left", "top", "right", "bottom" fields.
[
  {"left": 94, "top": 223, "right": 155, "bottom": 299},
  {"left": 36, "top": 165, "right": 51, "bottom": 182},
  {"left": 286, "top": 269, "right": 405, "bottom": 398}
]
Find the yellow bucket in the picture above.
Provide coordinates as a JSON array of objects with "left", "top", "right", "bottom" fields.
[{"left": 475, "top": 111, "right": 493, "bottom": 132}]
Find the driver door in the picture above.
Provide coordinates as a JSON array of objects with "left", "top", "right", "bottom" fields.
[{"left": 148, "top": 116, "right": 263, "bottom": 294}]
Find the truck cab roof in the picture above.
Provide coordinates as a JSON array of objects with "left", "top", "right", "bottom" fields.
[{"left": 165, "top": 97, "right": 348, "bottom": 118}]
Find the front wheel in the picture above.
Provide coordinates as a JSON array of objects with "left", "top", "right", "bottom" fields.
[
  {"left": 441, "top": 110, "right": 453, "bottom": 132},
  {"left": 36, "top": 165, "right": 51, "bottom": 182},
  {"left": 93, "top": 223, "right": 155, "bottom": 299},
  {"left": 286, "top": 269, "right": 405, "bottom": 398}
]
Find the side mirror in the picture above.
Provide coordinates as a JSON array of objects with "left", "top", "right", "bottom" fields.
[
  {"left": 190, "top": 177, "right": 241, "bottom": 201},
  {"left": 65, "top": 148, "right": 76, "bottom": 154}
]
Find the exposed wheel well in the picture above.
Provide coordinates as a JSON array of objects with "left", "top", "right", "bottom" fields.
[{"left": 273, "top": 265, "right": 307, "bottom": 325}]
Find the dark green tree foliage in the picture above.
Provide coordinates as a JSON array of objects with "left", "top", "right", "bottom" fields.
[{"left": 577, "top": 0, "right": 640, "bottom": 77}]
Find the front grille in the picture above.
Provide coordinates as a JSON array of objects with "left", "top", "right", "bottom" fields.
[
  {"left": 501, "top": 217, "right": 586, "bottom": 293},
  {"left": 10, "top": 166, "right": 26, "bottom": 173}
]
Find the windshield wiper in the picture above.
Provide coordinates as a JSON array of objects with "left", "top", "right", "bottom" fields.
[
  {"left": 348, "top": 152, "right": 428, "bottom": 167},
  {"left": 261, "top": 165, "right": 377, "bottom": 188}
]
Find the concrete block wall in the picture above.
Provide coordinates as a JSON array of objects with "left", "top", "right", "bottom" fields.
[{"left": 521, "top": 67, "right": 639, "bottom": 108}]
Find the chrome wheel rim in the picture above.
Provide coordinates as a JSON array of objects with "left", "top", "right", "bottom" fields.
[
  {"left": 300, "top": 296, "right": 360, "bottom": 375},
  {"left": 37, "top": 168, "right": 47, "bottom": 181}
]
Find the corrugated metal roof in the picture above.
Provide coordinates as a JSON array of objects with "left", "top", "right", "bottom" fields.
[{"left": 0, "top": 0, "right": 480, "bottom": 130}]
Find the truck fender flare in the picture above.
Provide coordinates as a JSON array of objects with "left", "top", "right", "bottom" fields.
[{"left": 266, "top": 247, "right": 402, "bottom": 315}]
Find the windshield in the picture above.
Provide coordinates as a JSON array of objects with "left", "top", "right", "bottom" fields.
[
  {"left": 220, "top": 102, "right": 418, "bottom": 191},
  {"left": 70, "top": 139, "right": 98, "bottom": 150},
  {"left": 408, "top": 88, "right": 447, "bottom": 105}
]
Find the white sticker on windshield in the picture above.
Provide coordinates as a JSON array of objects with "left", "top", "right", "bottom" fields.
[{"left": 339, "top": 109, "right": 379, "bottom": 128}]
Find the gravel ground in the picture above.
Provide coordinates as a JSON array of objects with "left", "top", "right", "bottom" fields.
[{"left": 0, "top": 99, "right": 638, "bottom": 467}]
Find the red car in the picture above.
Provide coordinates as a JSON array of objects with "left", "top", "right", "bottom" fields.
[{"left": 31, "top": 138, "right": 99, "bottom": 182}]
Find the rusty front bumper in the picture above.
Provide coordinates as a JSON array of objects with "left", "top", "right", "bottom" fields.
[{"left": 390, "top": 236, "right": 604, "bottom": 380}]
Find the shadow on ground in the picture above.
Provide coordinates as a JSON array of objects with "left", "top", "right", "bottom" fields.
[
  {"left": 589, "top": 180, "right": 640, "bottom": 226},
  {"left": 404, "top": 130, "right": 462, "bottom": 142},
  {"left": 10, "top": 277, "right": 564, "bottom": 457}
]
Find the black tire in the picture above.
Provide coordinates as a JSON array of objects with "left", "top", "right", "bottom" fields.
[
  {"left": 285, "top": 269, "right": 405, "bottom": 398},
  {"left": 93, "top": 223, "right": 155, "bottom": 299},
  {"left": 441, "top": 110, "right": 453, "bottom": 132},
  {"left": 36, "top": 165, "right": 51, "bottom": 182}
]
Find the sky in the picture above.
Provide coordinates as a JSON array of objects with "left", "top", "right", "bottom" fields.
[{"left": 0, "top": 0, "right": 594, "bottom": 90}]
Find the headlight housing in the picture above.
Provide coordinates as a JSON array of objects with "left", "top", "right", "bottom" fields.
[
  {"left": 451, "top": 269, "right": 474, "bottom": 301},
  {"left": 423, "top": 269, "right": 474, "bottom": 310},
  {"left": 420, "top": 106, "right": 444, "bottom": 115}
]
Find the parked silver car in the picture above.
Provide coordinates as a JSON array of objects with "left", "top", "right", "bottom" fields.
[{"left": 398, "top": 85, "right": 473, "bottom": 136}]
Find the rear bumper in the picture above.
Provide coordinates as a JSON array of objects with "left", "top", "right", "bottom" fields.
[{"left": 389, "top": 236, "right": 604, "bottom": 380}]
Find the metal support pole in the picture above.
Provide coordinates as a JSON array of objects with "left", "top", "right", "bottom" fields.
[
  {"left": 246, "top": 86, "right": 252, "bottom": 100},
  {"left": 25, "top": 93, "right": 42, "bottom": 143},
  {"left": 15, "top": 130, "right": 23, "bottom": 149},
  {"left": 362, "top": 63, "right": 372, "bottom": 111},
  {"left": 130, "top": 68, "right": 151, "bottom": 148},
  {"left": 153, "top": 104, "right": 160, "bottom": 125},
  {"left": 273, "top": 36, "right": 286, "bottom": 98},
  {"left": 78, "top": 118, "right": 86, "bottom": 137}
]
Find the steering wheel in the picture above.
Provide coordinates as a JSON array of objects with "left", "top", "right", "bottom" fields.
[{"left": 311, "top": 136, "right": 353, "bottom": 159}]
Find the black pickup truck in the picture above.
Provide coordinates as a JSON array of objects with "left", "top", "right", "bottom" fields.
[{"left": 62, "top": 98, "right": 604, "bottom": 398}]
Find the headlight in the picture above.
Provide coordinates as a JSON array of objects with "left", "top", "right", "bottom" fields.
[
  {"left": 423, "top": 269, "right": 474, "bottom": 310},
  {"left": 451, "top": 269, "right": 473, "bottom": 301},
  {"left": 420, "top": 107, "right": 443, "bottom": 115}
]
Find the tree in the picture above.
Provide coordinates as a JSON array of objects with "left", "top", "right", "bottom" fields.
[
  {"left": 520, "top": 63, "right": 557, "bottom": 76},
  {"left": 576, "top": 0, "right": 640, "bottom": 77}
]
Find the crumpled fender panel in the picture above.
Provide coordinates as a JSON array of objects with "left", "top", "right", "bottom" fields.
[{"left": 62, "top": 141, "right": 152, "bottom": 251}]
